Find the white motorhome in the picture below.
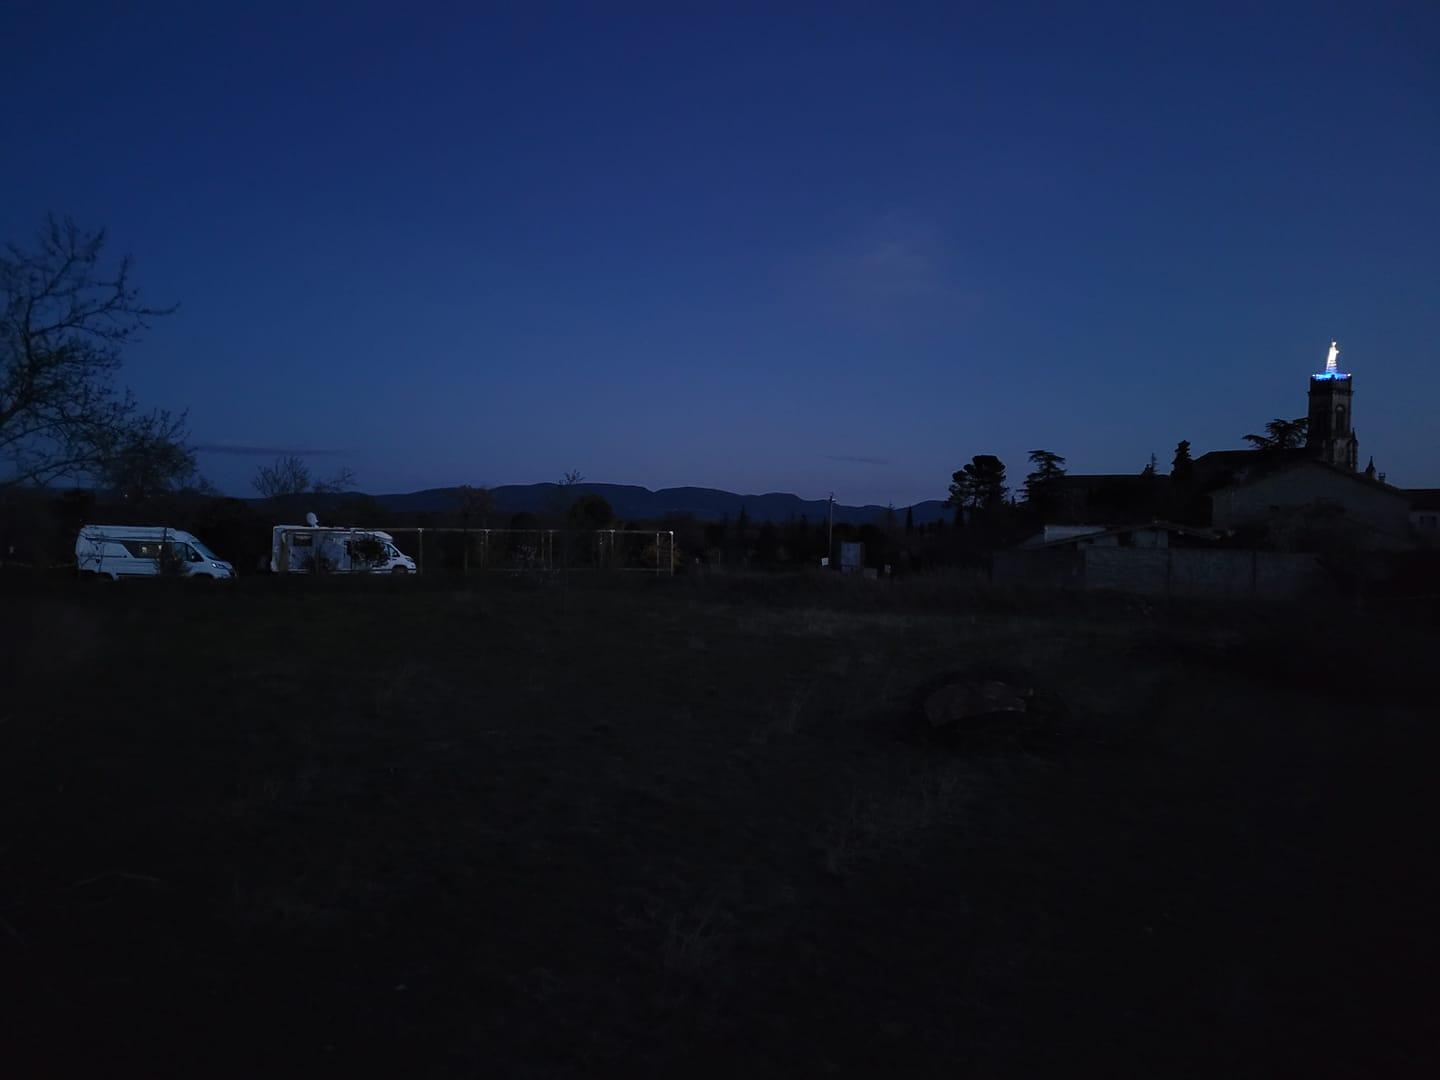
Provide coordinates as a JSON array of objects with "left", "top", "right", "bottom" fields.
[
  {"left": 75, "top": 526, "right": 236, "bottom": 580},
  {"left": 270, "top": 524, "right": 416, "bottom": 574}
]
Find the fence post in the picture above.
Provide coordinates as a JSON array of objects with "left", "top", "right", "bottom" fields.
[{"left": 417, "top": 528, "right": 424, "bottom": 574}]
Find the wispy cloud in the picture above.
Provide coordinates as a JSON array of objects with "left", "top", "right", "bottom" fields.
[
  {"left": 825, "top": 454, "right": 891, "bottom": 466},
  {"left": 193, "top": 443, "right": 346, "bottom": 457},
  {"left": 783, "top": 212, "right": 979, "bottom": 314}
]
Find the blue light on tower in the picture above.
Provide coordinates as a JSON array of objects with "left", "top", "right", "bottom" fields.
[{"left": 1313, "top": 340, "right": 1350, "bottom": 380}]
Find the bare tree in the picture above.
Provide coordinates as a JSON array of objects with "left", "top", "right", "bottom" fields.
[
  {"left": 311, "top": 466, "right": 355, "bottom": 494},
  {"left": 549, "top": 469, "right": 586, "bottom": 525},
  {"left": 253, "top": 455, "right": 311, "bottom": 498},
  {"left": 252, "top": 456, "right": 354, "bottom": 498},
  {"left": 1, "top": 216, "right": 192, "bottom": 490},
  {"left": 95, "top": 410, "right": 197, "bottom": 501}
]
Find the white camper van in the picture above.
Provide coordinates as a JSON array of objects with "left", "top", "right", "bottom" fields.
[
  {"left": 75, "top": 526, "right": 236, "bottom": 580},
  {"left": 270, "top": 524, "right": 416, "bottom": 574}
]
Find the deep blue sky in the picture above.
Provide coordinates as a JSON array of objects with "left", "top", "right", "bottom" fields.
[{"left": 3, "top": 1, "right": 1437, "bottom": 501}]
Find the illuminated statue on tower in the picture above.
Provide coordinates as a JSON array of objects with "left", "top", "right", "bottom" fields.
[{"left": 1306, "top": 340, "right": 1358, "bottom": 470}]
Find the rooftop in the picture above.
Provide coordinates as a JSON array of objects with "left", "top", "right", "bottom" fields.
[{"left": 1025, "top": 520, "right": 1219, "bottom": 549}]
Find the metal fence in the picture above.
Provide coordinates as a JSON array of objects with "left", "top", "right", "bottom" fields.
[{"left": 379, "top": 528, "right": 677, "bottom": 575}]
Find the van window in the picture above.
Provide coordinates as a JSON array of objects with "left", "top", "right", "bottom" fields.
[
  {"left": 292, "top": 533, "right": 313, "bottom": 548},
  {"left": 121, "top": 540, "right": 162, "bottom": 559}
]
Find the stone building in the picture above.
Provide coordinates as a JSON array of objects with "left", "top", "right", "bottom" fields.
[
  {"left": 1207, "top": 457, "right": 1413, "bottom": 546},
  {"left": 1403, "top": 489, "right": 1440, "bottom": 537},
  {"left": 1192, "top": 342, "right": 1420, "bottom": 548},
  {"left": 1018, "top": 341, "right": 1431, "bottom": 553}
]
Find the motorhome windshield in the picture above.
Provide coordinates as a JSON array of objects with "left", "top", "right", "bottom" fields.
[{"left": 191, "top": 539, "right": 221, "bottom": 561}]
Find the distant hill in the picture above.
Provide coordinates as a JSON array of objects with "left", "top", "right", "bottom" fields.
[{"left": 368, "top": 482, "right": 952, "bottom": 526}]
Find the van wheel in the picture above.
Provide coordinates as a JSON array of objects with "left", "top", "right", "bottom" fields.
[{"left": 391, "top": 566, "right": 411, "bottom": 575}]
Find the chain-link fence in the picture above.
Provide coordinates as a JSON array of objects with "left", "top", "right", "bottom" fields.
[{"left": 379, "top": 528, "right": 677, "bottom": 575}]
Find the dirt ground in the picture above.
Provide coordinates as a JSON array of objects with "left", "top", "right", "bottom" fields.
[{"left": 1, "top": 572, "right": 1436, "bottom": 1078}]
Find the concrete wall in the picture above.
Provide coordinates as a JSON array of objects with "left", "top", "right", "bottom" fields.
[
  {"left": 1211, "top": 463, "right": 1410, "bottom": 536},
  {"left": 992, "top": 549, "right": 1084, "bottom": 589},
  {"left": 994, "top": 547, "right": 1330, "bottom": 599},
  {"left": 1091, "top": 548, "right": 1327, "bottom": 598},
  {"left": 1083, "top": 548, "right": 1169, "bottom": 592}
]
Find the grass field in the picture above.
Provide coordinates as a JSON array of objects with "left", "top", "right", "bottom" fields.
[{"left": 2, "top": 572, "right": 1436, "bottom": 1078}]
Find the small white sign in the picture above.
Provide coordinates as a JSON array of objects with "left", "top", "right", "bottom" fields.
[{"left": 820, "top": 556, "right": 830, "bottom": 567}]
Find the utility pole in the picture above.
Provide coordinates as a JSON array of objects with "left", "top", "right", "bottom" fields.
[{"left": 827, "top": 492, "right": 834, "bottom": 568}]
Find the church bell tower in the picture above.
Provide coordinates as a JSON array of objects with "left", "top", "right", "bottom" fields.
[{"left": 1306, "top": 341, "right": 1358, "bottom": 471}]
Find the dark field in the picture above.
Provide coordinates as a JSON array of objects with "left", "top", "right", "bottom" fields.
[{"left": 2, "top": 574, "right": 1436, "bottom": 1078}]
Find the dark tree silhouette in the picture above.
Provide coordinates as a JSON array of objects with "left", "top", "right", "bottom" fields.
[
  {"left": 948, "top": 455, "right": 1008, "bottom": 510},
  {"left": 253, "top": 456, "right": 310, "bottom": 497},
  {"left": 1244, "top": 417, "right": 1309, "bottom": 450},
  {"left": 252, "top": 455, "right": 354, "bottom": 498},
  {"left": 1169, "top": 440, "right": 1202, "bottom": 523},
  {"left": 567, "top": 493, "right": 614, "bottom": 530},
  {"left": 455, "top": 484, "right": 493, "bottom": 528},
  {"left": 547, "top": 469, "right": 586, "bottom": 521},
  {"left": 455, "top": 484, "right": 494, "bottom": 572},
  {"left": 904, "top": 505, "right": 914, "bottom": 534},
  {"left": 95, "top": 412, "right": 198, "bottom": 501},
  {"left": 1022, "top": 449, "right": 1067, "bottom": 511},
  {"left": 1171, "top": 440, "right": 1195, "bottom": 487},
  {"left": 312, "top": 466, "right": 356, "bottom": 494},
  {"left": 1, "top": 216, "right": 191, "bottom": 490},
  {"left": 755, "top": 522, "right": 781, "bottom": 562}
]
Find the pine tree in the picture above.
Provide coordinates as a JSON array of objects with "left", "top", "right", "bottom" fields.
[
  {"left": 1022, "top": 450, "right": 1067, "bottom": 511},
  {"left": 947, "top": 455, "right": 1008, "bottom": 510},
  {"left": 1243, "top": 417, "right": 1309, "bottom": 451},
  {"left": 1169, "top": 440, "right": 1199, "bottom": 523},
  {"left": 1171, "top": 440, "right": 1194, "bottom": 488}
]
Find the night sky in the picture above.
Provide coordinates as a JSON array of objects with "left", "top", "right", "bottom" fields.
[{"left": 3, "top": 2, "right": 1436, "bottom": 500}]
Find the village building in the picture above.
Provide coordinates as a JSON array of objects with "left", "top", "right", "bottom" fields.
[{"left": 1024, "top": 342, "right": 1429, "bottom": 552}]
